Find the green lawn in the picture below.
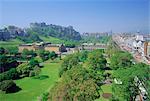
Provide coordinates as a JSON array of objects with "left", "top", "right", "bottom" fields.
[
  {"left": 0, "top": 39, "right": 24, "bottom": 48},
  {"left": 40, "top": 36, "right": 64, "bottom": 43},
  {"left": 0, "top": 60, "right": 60, "bottom": 101},
  {"left": 95, "top": 84, "right": 112, "bottom": 101},
  {"left": 40, "top": 36, "right": 79, "bottom": 45}
]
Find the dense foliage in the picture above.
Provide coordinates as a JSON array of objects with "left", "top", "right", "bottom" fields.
[
  {"left": 107, "top": 42, "right": 150, "bottom": 101},
  {"left": 37, "top": 50, "right": 57, "bottom": 61},
  {"left": 49, "top": 66, "right": 100, "bottom": 101},
  {"left": 0, "top": 68, "right": 19, "bottom": 82},
  {"left": 16, "top": 63, "right": 30, "bottom": 77},
  {"left": 87, "top": 50, "right": 106, "bottom": 86},
  {"left": 50, "top": 49, "right": 107, "bottom": 101},
  {"left": 59, "top": 54, "right": 79, "bottom": 77},
  {"left": 0, "top": 80, "right": 20, "bottom": 93},
  {"left": 112, "top": 63, "right": 150, "bottom": 100},
  {"left": 17, "top": 31, "right": 42, "bottom": 43},
  {"left": 81, "top": 36, "right": 111, "bottom": 44},
  {"left": 22, "top": 49, "right": 37, "bottom": 60},
  {"left": 110, "top": 51, "right": 133, "bottom": 70},
  {"left": 0, "top": 54, "right": 18, "bottom": 73}
]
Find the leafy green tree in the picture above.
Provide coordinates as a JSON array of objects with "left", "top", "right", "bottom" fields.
[
  {"left": 7, "top": 68, "right": 19, "bottom": 79},
  {"left": 87, "top": 50, "right": 107, "bottom": 70},
  {"left": 16, "top": 63, "right": 30, "bottom": 77},
  {"left": 18, "top": 29, "right": 42, "bottom": 42},
  {"left": 37, "top": 50, "right": 49, "bottom": 61},
  {"left": 29, "top": 66, "right": 41, "bottom": 77},
  {"left": 110, "top": 51, "right": 133, "bottom": 70},
  {"left": 6, "top": 47, "right": 18, "bottom": 55},
  {"left": 50, "top": 66, "right": 100, "bottom": 101},
  {"left": 49, "top": 51, "right": 57, "bottom": 60},
  {"left": 29, "top": 58, "right": 39, "bottom": 68},
  {"left": 78, "top": 51, "right": 88, "bottom": 62},
  {"left": 0, "top": 54, "right": 18, "bottom": 73},
  {"left": 65, "top": 43, "right": 75, "bottom": 48},
  {"left": 0, "top": 80, "right": 20, "bottom": 93},
  {"left": 0, "top": 68, "right": 19, "bottom": 82},
  {"left": 105, "top": 39, "right": 120, "bottom": 57},
  {"left": 40, "top": 92, "right": 49, "bottom": 101},
  {"left": 112, "top": 63, "right": 149, "bottom": 100},
  {"left": 0, "top": 54, "right": 7, "bottom": 72},
  {"left": 86, "top": 50, "right": 106, "bottom": 86},
  {"left": 0, "top": 47, "right": 5, "bottom": 54},
  {"left": 59, "top": 54, "right": 79, "bottom": 77},
  {"left": 22, "top": 49, "right": 37, "bottom": 60}
]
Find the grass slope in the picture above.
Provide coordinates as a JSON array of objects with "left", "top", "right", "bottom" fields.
[
  {"left": 95, "top": 84, "right": 112, "bottom": 101},
  {"left": 0, "top": 60, "right": 60, "bottom": 101},
  {"left": 39, "top": 36, "right": 64, "bottom": 43},
  {"left": 0, "top": 36, "right": 79, "bottom": 49},
  {"left": 40, "top": 35, "right": 80, "bottom": 45},
  {"left": 0, "top": 39, "right": 24, "bottom": 48}
]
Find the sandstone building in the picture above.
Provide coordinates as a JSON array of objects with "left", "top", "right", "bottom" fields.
[{"left": 19, "top": 42, "right": 67, "bottom": 54}]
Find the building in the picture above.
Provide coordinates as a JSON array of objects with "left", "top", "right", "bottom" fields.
[
  {"left": 44, "top": 44, "right": 67, "bottom": 53},
  {"left": 78, "top": 43, "right": 107, "bottom": 51},
  {"left": 19, "top": 44, "right": 35, "bottom": 52},
  {"left": 19, "top": 42, "right": 67, "bottom": 54},
  {"left": 82, "top": 32, "right": 109, "bottom": 38},
  {"left": 144, "top": 42, "right": 150, "bottom": 57}
]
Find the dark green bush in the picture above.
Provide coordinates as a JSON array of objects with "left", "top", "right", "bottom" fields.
[{"left": 0, "top": 80, "right": 21, "bottom": 93}]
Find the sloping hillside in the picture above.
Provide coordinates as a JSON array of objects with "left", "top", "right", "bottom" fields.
[{"left": 0, "top": 22, "right": 82, "bottom": 42}]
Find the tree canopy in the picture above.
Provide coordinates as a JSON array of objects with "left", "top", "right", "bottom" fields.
[{"left": 110, "top": 51, "right": 133, "bottom": 70}]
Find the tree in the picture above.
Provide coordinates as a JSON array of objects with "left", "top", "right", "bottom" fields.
[
  {"left": 22, "top": 49, "right": 37, "bottom": 60},
  {"left": 0, "top": 80, "right": 21, "bottom": 93},
  {"left": 0, "top": 68, "right": 19, "bottom": 82},
  {"left": 49, "top": 51, "right": 57, "bottom": 60},
  {"left": 0, "top": 54, "right": 18, "bottom": 73},
  {"left": 105, "top": 39, "right": 120, "bottom": 58},
  {"left": 78, "top": 51, "right": 88, "bottom": 62},
  {"left": 112, "top": 63, "right": 150, "bottom": 100},
  {"left": 87, "top": 50, "right": 107, "bottom": 70},
  {"left": 29, "top": 58, "right": 39, "bottom": 68},
  {"left": 65, "top": 43, "right": 75, "bottom": 48},
  {"left": 59, "top": 54, "right": 79, "bottom": 77},
  {"left": 29, "top": 66, "right": 41, "bottom": 77},
  {"left": 6, "top": 47, "right": 18, "bottom": 55},
  {"left": 110, "top": 51, "right": 133, "bottom": 70},
  {"left": 49, "top": 66, "right": 100, "bottom": 101},
  {"left": 86, "top": 50, "right": 107, "bottom": 86},
  {"left": 37, "top": 49, "right": 49, "bottom": 61},
  {"left": 16, "top": 63, "right": 30, "bottom": 77},
  {"left": 7, "top": 68, "right": 19, "bottom": 79},
  {"left": 0, "top": 54, "right": 7, "bottom": 73},
  {"left": 0, "top": 47, "right": 5, "bottom": 54}
]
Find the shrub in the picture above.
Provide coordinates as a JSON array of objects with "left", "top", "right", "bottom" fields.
[
  {"left": 16, "top": 63, "right": 30, "bottom": 77},
  {"left": 49, "top": 51, "right": 57, "bottom": 60},
  {"left": 29, "top": 59, "right": 39, "bottom": 67},
  {"left": 0, "top": 80, "right": 21, "bottom": 93},
  {"left": 29, "top": 66, "right": 41, "bottom": 77},
  {"left": 0, "top": 68, "right": 19, "bottom": 82},
  {"left": 59, "top": 54, "right": 79, "bottom": 77}
]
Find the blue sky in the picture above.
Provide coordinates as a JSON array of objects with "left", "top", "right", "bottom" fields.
[{"left": 0, "top": 0, "right": 149, "bottom": 33}]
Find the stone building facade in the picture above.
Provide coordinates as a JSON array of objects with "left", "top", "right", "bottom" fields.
[{"left": 19, "top": 42, "right": 67, "bottom": 54}]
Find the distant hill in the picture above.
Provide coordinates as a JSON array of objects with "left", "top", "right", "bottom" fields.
[
  {"left": 29, "top": 22, "right": 81, "bottom": 41},
  {"left": 0, "top": 22, "right": 81, "bottom": 42}
]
